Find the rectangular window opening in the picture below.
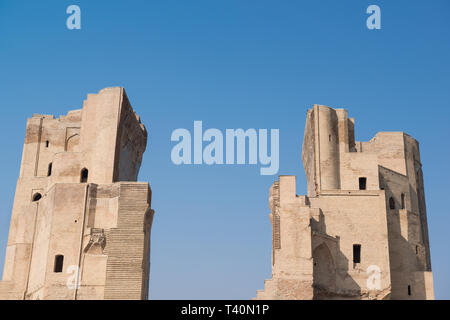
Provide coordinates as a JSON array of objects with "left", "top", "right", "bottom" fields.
[
  {"left": 353, "top": 244, "right": 361, "bottom": 263},
  {"left": 54, "top": 255, "right": 64, "bottom": 273}
]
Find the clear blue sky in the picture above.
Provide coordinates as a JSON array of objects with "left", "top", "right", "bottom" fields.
[{"left": 0, "top": 0, "right": 449, "bottom": 299}]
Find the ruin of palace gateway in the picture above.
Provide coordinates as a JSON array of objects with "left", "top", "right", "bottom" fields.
[
  {"left": 256, "top": 104, "right": 434, "bottom": 300},
  {"left": 0, "top": 87, "right": 154, "bottom": 300}
]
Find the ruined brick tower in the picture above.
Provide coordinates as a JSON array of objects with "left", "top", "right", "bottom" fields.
[
  {"left": 256, "top": 105, "right": 434, "bottom": 300},
  {"left": 0, "top": 87, "right": 154, "bottom": 300}
]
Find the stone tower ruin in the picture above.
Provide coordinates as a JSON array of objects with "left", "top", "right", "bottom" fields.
[
  {"left": 256, "top": 104, "right": 434, "bottom": 300},
  {"left": 0, "top": 87, "right": 154, "bottom": 300}
]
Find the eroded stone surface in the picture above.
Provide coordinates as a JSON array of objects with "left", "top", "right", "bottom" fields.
[{"left": 255, "top": 105, "right": 434, "bottom": 300}]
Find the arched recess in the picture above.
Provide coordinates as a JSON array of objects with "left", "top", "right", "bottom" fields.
[
  {"left": 32, "top": 193, "right": 42, "bottom": 202},
  {"left": 66, "top": 133, "right": 80, "bottom": 152},
  {"left": 313, "top": 242, "right": 336, "bottom": 293}
]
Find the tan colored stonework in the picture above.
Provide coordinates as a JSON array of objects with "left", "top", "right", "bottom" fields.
[
  {"left": 0, "top": 87, "right": 154, "bottom": 300},
  {"left": 256, "top": 105, "right": 434, "bottom": 300}
]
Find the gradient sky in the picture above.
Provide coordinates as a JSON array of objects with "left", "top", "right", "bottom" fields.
[{"left": 0, "top": 0, "right": 449, "bottom": 299}]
